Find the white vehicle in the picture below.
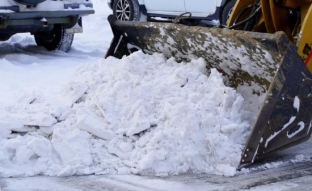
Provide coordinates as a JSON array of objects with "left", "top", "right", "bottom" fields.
[{"left": 107, "top": 0, "right": 236, "bottom": 24}]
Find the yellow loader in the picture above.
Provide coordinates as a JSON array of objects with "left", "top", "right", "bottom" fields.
[{"left": 105, "top": 0, "right": 312, "bottom": 168}]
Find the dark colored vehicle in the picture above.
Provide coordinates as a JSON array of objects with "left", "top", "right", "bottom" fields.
[{"left": 0, "top": 0, "right": 94, "bottom": 52}]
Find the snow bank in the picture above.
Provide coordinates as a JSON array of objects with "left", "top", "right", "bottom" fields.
[{"left": 0, "top": 51, "right": 251, "bottom": 178}]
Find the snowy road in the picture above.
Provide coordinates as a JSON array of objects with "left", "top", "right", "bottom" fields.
[
  {"left": 1, "top": 0, "right": 312, "bottom": 190},
  {"left": 2, "top": 140, "right": 312, "bottom": 191}
]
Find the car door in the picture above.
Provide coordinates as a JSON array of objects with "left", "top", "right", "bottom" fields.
[
  {"left": 143, "top": 0, "right": 185, "bottom": 14},
  {"left": 185, "top": 0, "right": 219, "bottom": 17}
]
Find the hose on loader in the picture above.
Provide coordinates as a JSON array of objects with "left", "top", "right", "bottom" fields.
[{"left": 228, "top": 2, "right": 260, "bottom": 30}]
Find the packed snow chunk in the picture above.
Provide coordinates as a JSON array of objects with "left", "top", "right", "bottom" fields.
[
  {"left": 75, "top": 107, "right": 115, "bottom": 140},
  {"left": 51, "top": 124, "right": 93, "bottom": 176},
  {"left": 0, "top": 121, "right": 25, "bottom": 138},
  {"left": 0, "top": 91, "right": 59, "bottom": 127},
  {"left": 0, "top": 133, "right": 56, "bottom": 177}
]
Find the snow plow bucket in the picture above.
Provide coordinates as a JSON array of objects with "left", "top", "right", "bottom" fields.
[{"left": 105, "top": 15, "right": 312, "bottom": 167}]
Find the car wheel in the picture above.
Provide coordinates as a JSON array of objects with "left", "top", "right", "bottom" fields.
[
  {"left": 113, "top": 0, "right": 141, "bottom": 21},
  {"left": 34, "top": 24, "right": 74, "bottom": 52},
  {"left": 221, "top": 0, "right": 236, "bottom": 25},
  {"left": 14, "top": 0, "right": 46, "bottom": 5}
]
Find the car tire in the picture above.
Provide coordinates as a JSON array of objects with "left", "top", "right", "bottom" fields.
[
  {"left": 34, "top": 24, "right": 74, "bottom": 52},
  {"left": 113, "top": 0, "right": 141, "bottom": 21},
  {"left": 221, "top": 0, "right": 236, "bottom": 25},
  {"left": 14, "top": 0, "right": 46, "bottom": 5}
]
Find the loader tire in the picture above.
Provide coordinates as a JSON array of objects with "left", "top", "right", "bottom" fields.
[
  {"left": 14, "top": 0, "right": 46, "bottom": 5},
  {"left": 221, "top": 0, "right": 236, "bottom": 25},
  {"left": 34, "top": 24, "right": 74, "bottom": 52},
  {"left": 113, "top": 0, "right": 141, "bottom": 21}
]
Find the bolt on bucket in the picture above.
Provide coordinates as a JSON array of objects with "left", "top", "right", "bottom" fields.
[{"left": 105, "top": 15, "right": 312, "bottom": 167}]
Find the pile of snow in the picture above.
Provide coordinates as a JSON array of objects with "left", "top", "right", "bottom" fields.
[{"left": 0, "top": 51, "right": 252, "bottom": 178}]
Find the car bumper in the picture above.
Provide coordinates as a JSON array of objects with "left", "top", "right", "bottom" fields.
[
  {"left": 0, "top": 3, "right": 94, "bottom": 30},
  {"left": 0, "top": 2, "right": 94, "bottom": 18},
  {"left": 0, "top": 9, "right": 94, "bottom": 20},
  {"left": 0, "top": 2, "right": 94, "bottom": 13}
]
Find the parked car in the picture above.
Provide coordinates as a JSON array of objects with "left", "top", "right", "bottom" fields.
[
  {"left": 0, "top": 0, "right": 94, "bottom": 52},
  {"left": 106, "top": 0, "right": 235, "bottom": 24}
]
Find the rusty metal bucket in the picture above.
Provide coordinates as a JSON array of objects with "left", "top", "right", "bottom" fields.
[{"left": 105, "top": 15, "right": 312, "bottom": 167}]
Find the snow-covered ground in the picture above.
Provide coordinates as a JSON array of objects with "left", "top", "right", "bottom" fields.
[{"left": 1, "top": 0, "right": 312, "bottom": 190}]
